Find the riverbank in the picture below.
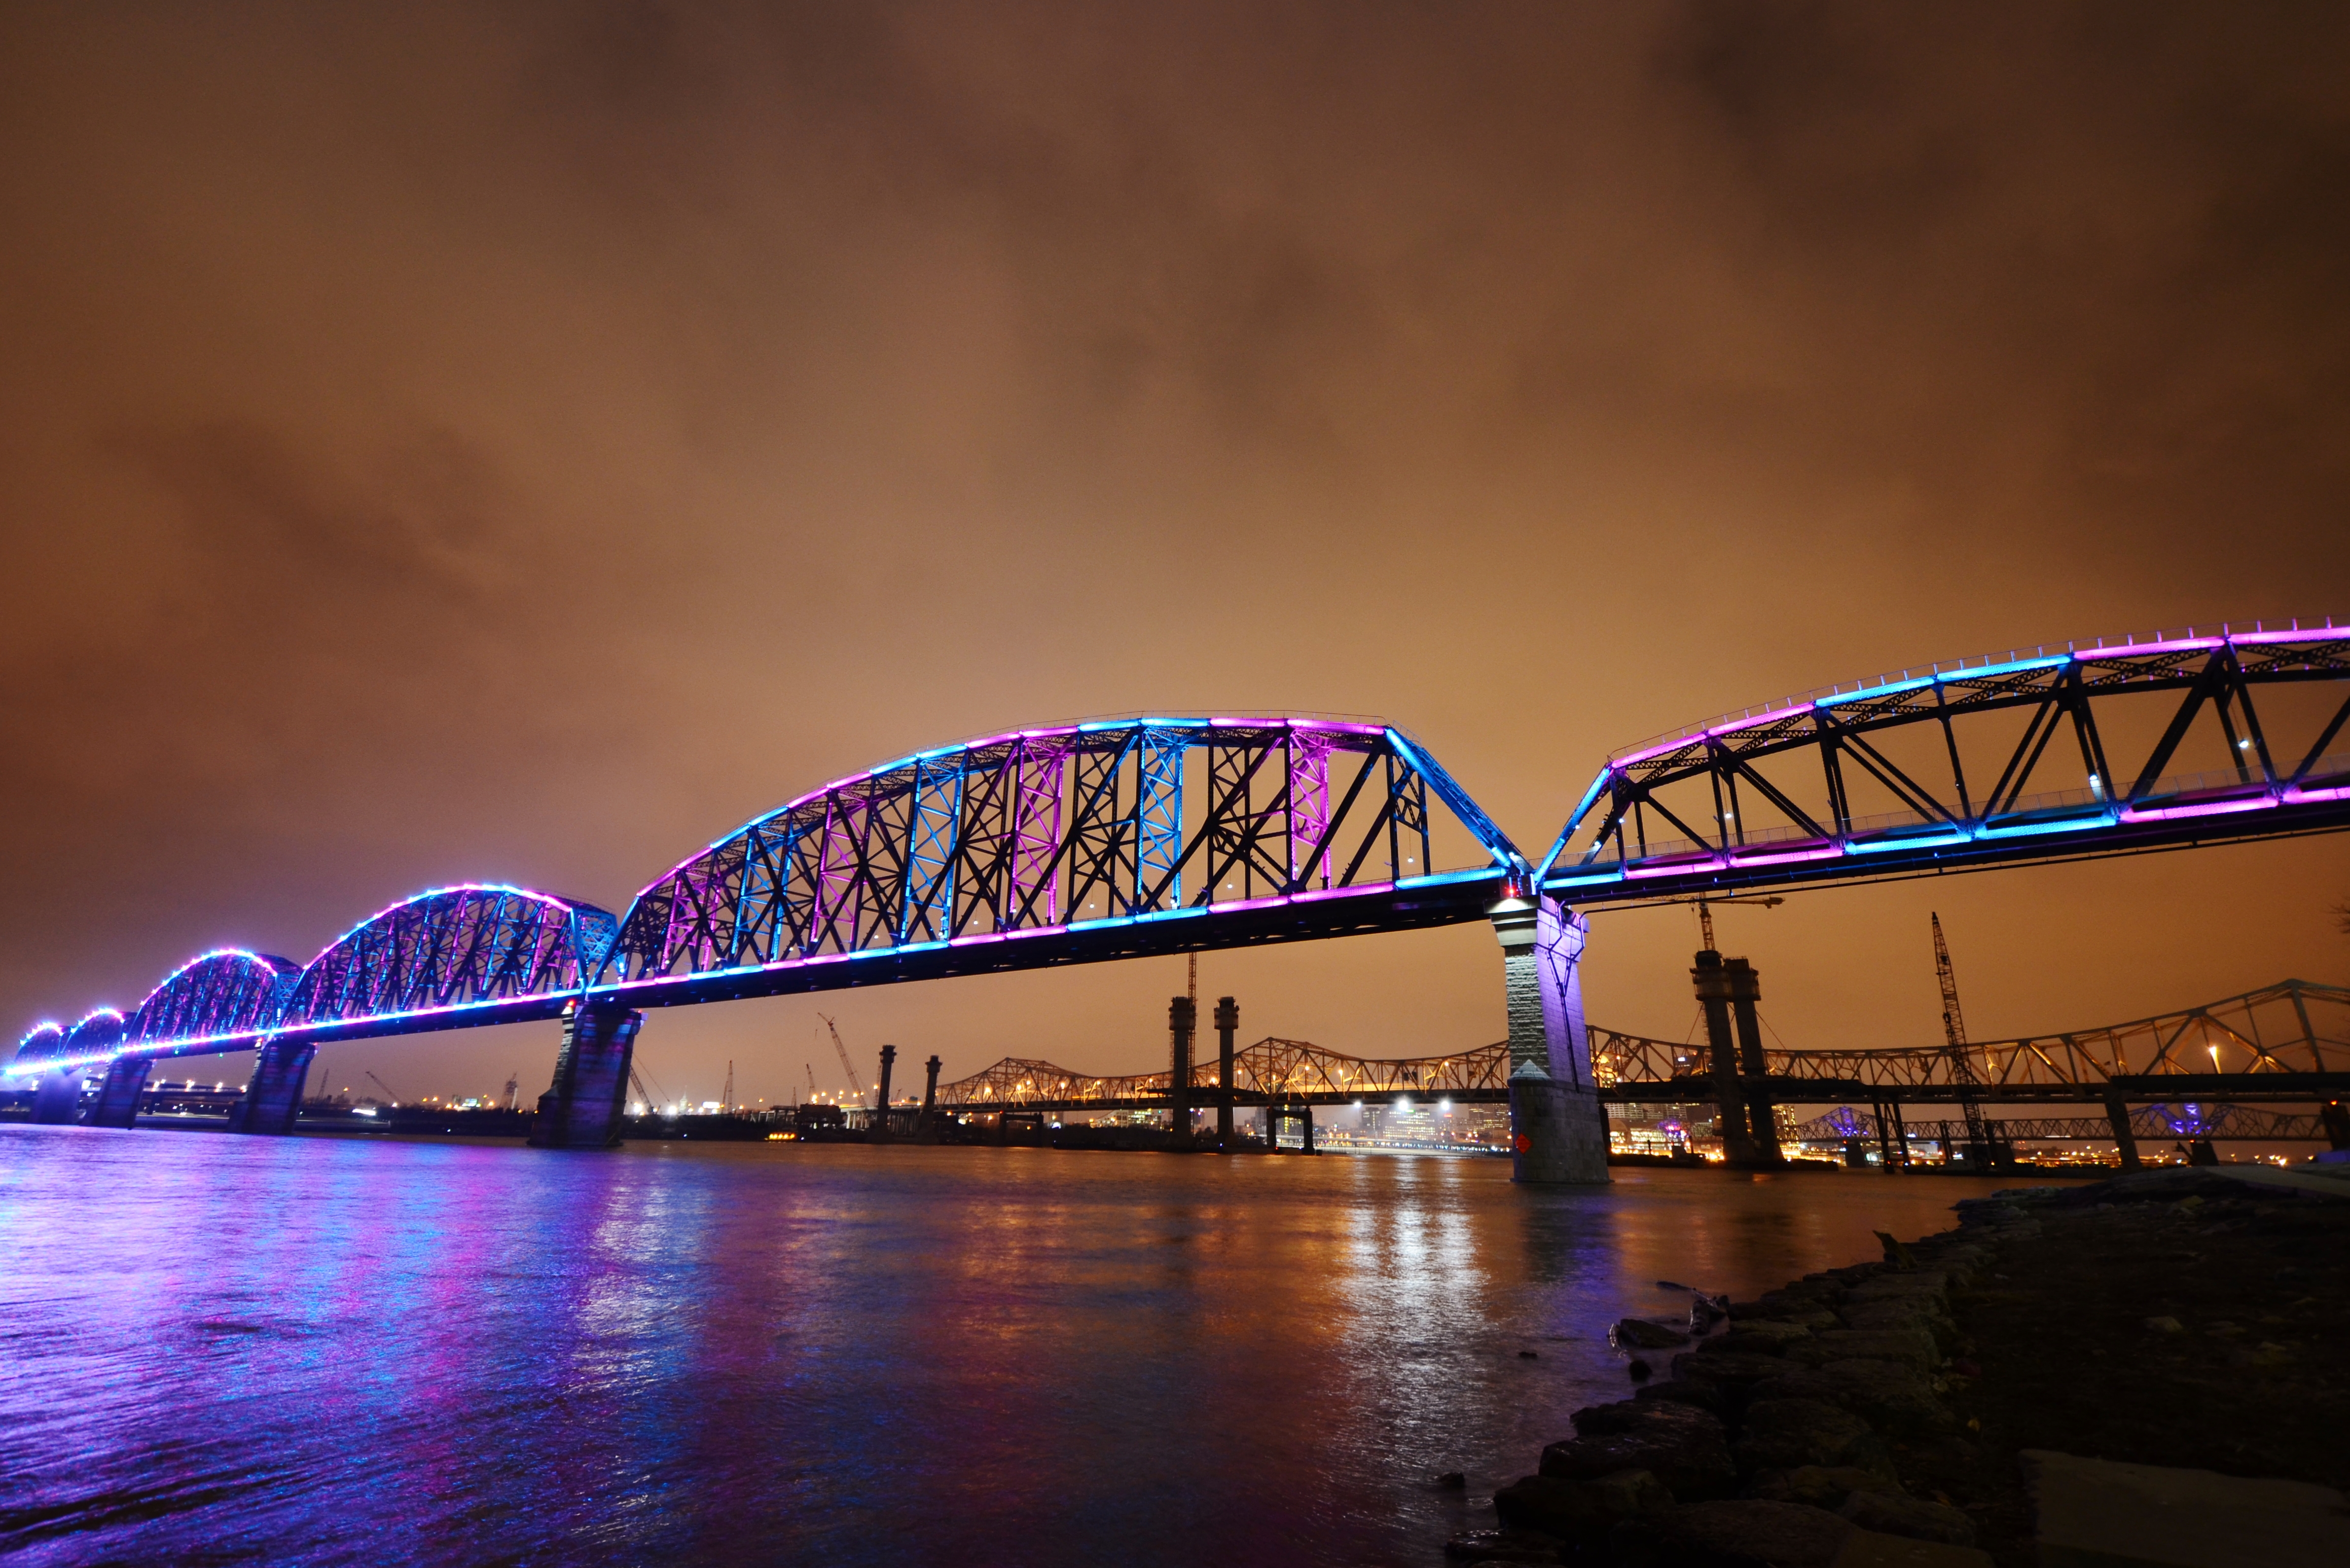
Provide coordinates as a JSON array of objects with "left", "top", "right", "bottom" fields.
[{"left": 1464, "top": 1163, "right": 2350, "bottom": 1566}]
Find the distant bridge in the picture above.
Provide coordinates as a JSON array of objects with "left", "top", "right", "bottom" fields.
[{"left": 1794, "top": 1102, "right": 2328, "bottom": 1146}]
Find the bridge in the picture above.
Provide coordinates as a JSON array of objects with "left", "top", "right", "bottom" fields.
[{"left": 9, "top": 622, "right": 2348, "bottom": 1178}]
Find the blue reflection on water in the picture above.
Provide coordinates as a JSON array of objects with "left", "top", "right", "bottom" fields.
[{"left": 0, "top": 1126, "right": 2012, "bottom": 1565}]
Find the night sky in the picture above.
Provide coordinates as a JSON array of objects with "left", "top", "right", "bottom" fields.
[{"left": 5, "top": 3, "right": 2346, "bottom": 1107}]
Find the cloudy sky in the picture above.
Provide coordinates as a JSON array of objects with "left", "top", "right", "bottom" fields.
[{"left": 5, "top": 2, "right": 2345, "bottom": 1105}]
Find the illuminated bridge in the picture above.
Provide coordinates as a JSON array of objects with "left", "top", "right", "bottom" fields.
[{"left": 9, "top": 621, "right": 2349, "bottom": 1175}]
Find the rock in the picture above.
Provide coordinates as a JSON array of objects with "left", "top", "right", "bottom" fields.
[
  {"left": 1636, "top": 1378, "right": 1723, "bottom": 1414},
  {"left": 1494, "top": 1470, "right": 1674, "bottom": 1540},
  {"left": 1840, "top": 1299, "right": 1955, "bottom": 1343},
  {"left": 1443, "top": 1525, "right": 1567, "bottom": 1562},
  {"left": 1733, "top": 1398, "right": 1887, "bottom": 1473},
  {"left": 1673, "top": 1349, "right": 1798, "bottom": 1391},
  {"left": 1744, "top": 1466, "right": 1908, "bottom": 1509},
  {"left": 1616, "top": 1317, "right": 1693, "bottom": 1349},
  {"left": 1540, "top": 1415, "right": 1736, "bottom": 1500},
  {"left": 1782, "top": 1328, "right": 1939, "bottom": 1373},
  {"left": 1613, "top": 1498, "right": 1854, "bottom": 1567},
  {"left": 1436, "top": 1470, "right": 1467, "bottom": 1489},
  {"left": 1713, "top": 1320, "right": 1813, "bottom": 1355},
  {"left": 1754, "top": 1360, "right": 1954, "bottom": 1436},
  {"left": 1845, "top": 1271, "right": 1947, "bottom": 1302},
  {"left": 1837, "top": 1489, "right": 1978, "bottom": 1546},
  {"left": 1572, "top": 1398, "right": 1725, "bottom": 1438},
  {"left": 2144, "top": 1315, "right": 2184, "bottom": 1334},
  {"left": 1630, "top": 1358, "right": 1654, "bottom": 1381}
]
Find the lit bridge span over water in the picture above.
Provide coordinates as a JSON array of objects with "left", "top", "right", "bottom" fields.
[{"left": 10, "top": 623, "right": 2349, "bottom": 1178}]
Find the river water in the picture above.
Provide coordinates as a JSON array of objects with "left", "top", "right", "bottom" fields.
[{"left": 0, "top": 1126, "right": 2024, "bottom": 1566}]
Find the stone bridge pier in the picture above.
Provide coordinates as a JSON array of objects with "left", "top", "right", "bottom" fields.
[
  {"left": 1492, "top": 894, "right": 1609, "bottom": 1184},
  {"left": 30, "top": 1067, "right": 85, "bottom": 1124},
  {"left": 529, "top": 1003, "right": 642, "bottom": 1149},
  {"left": 230, "top": 1041, "right": 316, "bottom": 1134},
  {"left": 86, "top": 1056, "right": 154, "bottom": 1128}
]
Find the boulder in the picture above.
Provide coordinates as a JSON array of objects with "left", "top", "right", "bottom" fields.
[
  {"left": 1616, "top": 1317, "right": 1693, "bottom": 1349},
  {"left": 1635, "top": 1378, "right": 1724, "bottom": 1414},
  {"left": 1782, "top": 1328, "right": 1939, "bottom": 1373},
  {"left": 1612, "top": 1499, "right": 1854, "bottom": 1567},
  {"left": 1572, "top": 1398, "right": 1725, "bottom": 1439},
  {"left": 1753, "top": 1360, "right": 1954, "bottom": 1436},
  {"left": 1743, "top": 1466, "right": 1908, "bottom": 1509},
  {"left": 1837, "top": 1489, "right": 1978, "bottom": 1546},
  {"left": 1733, "top": 1398, "right": 1887, "bottom": 1473},
  {"left": 1673, "top": 1349, "right": 1798, "bottom": 1392},
  {"left": 1712, "top": 1320, "right": 1813, "bottom": 1355},
  {"left": 1494, "top": 1470, "right": 1674, "bottom": 1539},
  {"left": 1844, "top": 1271, "right": 1947, "bottom": 1302},
  {"left": 1840, "top": 1299, "right": 1955, "bottom": 1343},
  {"left": 1540, "top": 1417, "right": 1736, "bottom": 1501}
]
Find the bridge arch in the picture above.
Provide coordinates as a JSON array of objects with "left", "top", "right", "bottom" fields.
[
  {"left": 126, "top": 949, "right": 303, "bottom": 1049},
  {"left": 10, "top": 1020, "right": 68, "bottom": 1071},
  {"left": 280, "top": 885, "right": 619, "bottom": 1032},
  {"left": 1541, "top": 621, "right": 2350, "bottom": 901},
  {"left": 605, "top": 716, "right": 1522, "bottom": 999}
]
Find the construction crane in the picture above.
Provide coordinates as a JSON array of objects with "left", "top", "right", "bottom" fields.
[
  {"left": 721, "top": 1060, "right": 735, "bottom": 1115},
  {"left": 500, "top": 1073, "right": 519, "bottom": 1112},
  {"left": 629, "top": 1061, "right": 672, "bottom": 1115},
  {"left": 1931, "top": 912, "right": 1992, "bottom": 1165},
  {"left": 818, "top": 1014, "right": 864, "bottom": 1099},
  {"left": 365, "top": 1071, "right": 402, "bottom": 1106},
  {"left": 804, "top": 1062, "right": 818, "bottom": 1105}
]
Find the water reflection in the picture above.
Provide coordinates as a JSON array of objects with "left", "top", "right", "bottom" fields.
[{"left": 0, "top": 1127, "right": 2022, "bottom": 1566}]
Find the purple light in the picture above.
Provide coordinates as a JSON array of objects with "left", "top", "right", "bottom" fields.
[
  {"left": 1628, "top": 856, "right": 1726, "bottom": 879},
  {"left": 2118, "top": 797, "right": 2277, "bottom": 824},
  {"left": 1707, "top": 703, "right": 1814, "bottom": 738},
  {"left": 1727, "top": 843, "right": 1843, "bottom": 867}
]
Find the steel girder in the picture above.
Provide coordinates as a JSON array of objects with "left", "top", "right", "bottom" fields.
[
  {"left": 1793, "top": 1104, "right": 2327, "bottom": 1143},
  {"left": 931, "top": 1035, "right": 1513, "bottom": 1110},
  {"left": 602, "top": 717, "right": 1520, "bottom": 1005},
  {"left": 1542, "top": 626, "right": 2350, "bottom": 902},
  {"left": 4, "top": 886, "right": 619, "bottom": 1076}
]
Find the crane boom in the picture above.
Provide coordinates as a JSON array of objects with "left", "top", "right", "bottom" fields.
[
  {"left": 818, "top": 1014, "right": 864, "bottom": 1097},
  {"left": 365, "top": 1070, "right": 402, "bottom": 1106},
  {"left": 1930, "top": 912, "right": 1991, "bottom": 1160}
]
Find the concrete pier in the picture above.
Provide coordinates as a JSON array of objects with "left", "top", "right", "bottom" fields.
[
  {"left": 85, "top": 1056, "right": 153, "bottom": 1129},
  {"left": 1167, "top": 996, "right": 1196, "bottom": 1144},
  {"left": 528, "top": 1004, "right": 642, "bottom": 1149},
  {"left": 919, "top": 1053, "right": 942, "bottom": 1141},
  {"left": 2104, "top": 1092, "right": 2142, "bottom": 1171},
  {"left": 1725, "top": 957, "right": 1783, "bottom": 1163},
  {"left": 230, "top": 1041, "right": 316, "bottom": 1134},
  {"left": 1214, "top": 996, "right": 1238, "bottom": 1147},
  {"left": 1693, "top": 950, "right": 1764, "bottom": 1167},
  {"left": 31, "top": 1067, "right": 85, "bottom": 1124},
  {"left": 1493, "top": 894, "right": 1609, "bottom": 1184}
]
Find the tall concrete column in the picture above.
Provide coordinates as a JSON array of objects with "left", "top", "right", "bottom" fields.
[
  {"left": 529, "top": 1003, "right": 642, "bottom": 1149},
  {"left": 1725, "top": 958, "right": 1781, "bottom": 1163},
  {"left": 2103, "top": 1092, "right": 2142, "bottom": 1171},
  {"left": 919, "top": 1053, "right": 942, "bottom": 1141},
  {"left": 2320, "top": 1097, "right": 2349, "bottom": 1151},
  {"left": 1493, "top": 894, "right": 1609, "bottom": 1184},
  {"left": 85, "top": 1056, "right": 153, "bottom": 1129},
  {"left": 1167, "top": 996, "right": 1196, "bottom": 1143},
  {"left": 1214, "top": 996, "right": 1238, "bottom": 1148},
  {"left": 874, "top": 1044, "right": 897, "bottom": 1142},
  {"left": 229, "top": 1040, "right": 317, "bottom": 1134},
  {"left": 30, "top": 1067, "right": 85, "bottom": 1124},
  {"left": 1693, "top": 951, "right": 1762, "bottom": 1167}
]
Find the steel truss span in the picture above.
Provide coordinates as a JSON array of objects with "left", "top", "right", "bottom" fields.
[
  {"left": 1595, "top": 979, "right": 2350, "bottom": 1103},
  {"left": 596, "top": 717, "right": 1519, "bottom": 1010},
  {"left": 934, "top": 1036, "right": 1513, "bottom": 1111},
  {"left": 7, "top": 718, "right": 1518, "bottom": 1075},
  {"left": 1541, "top": 624, "right": 2350, "bottom": 903},
  {"left": 6, "top": 886, "right": 618, "bottom": 1075},
  {"left": 1794, "top": 1103, "right": 2328, "bottom": 1145}
]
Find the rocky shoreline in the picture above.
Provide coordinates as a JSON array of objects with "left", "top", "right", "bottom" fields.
[{"left": 1452, "top": 1165, "right": 2350, "bottom": 1567}]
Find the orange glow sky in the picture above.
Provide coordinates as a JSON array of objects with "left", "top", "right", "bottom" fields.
[{"left": 4, "top": 3, "right": 2346, "bottom": 1104}]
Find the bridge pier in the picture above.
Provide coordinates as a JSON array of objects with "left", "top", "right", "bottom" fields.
[
  {"left": 84, "top": 1056, "right": 152, "bottom": 1128},
  {"left": 529, "top": 1003, "right": 642, "bottom": 1149},
  {"left": 1167, "top": 996, "right": 1196, "bottom": 1145},
  {"left": 2103, "top": 1093, "right": 2142, "bottom": 1171},
  {"left": 1493, "top": 895, "right": 1608, "bottom": 1184},
  {"left": 919, "top": 1053, "right": 942, "bottom": 1142},
  {"left": 1726, "top": 959, "right": 1783, "bottom": 1163},
  {"left": 1214, "top": 996, "right": 1237, "bottom": 1149},
  {"left": 2325, "top": 1098, "right": 2350, "bottom": 1152},
  {"left": 1694, "top": 951, "right": 1766, "bottom": 1168},
  {"left": 30, "top": 1067, "right": 86, "bottom": 1124},
  {"left": 227, "top": 1040, "right": 316, "bottom": 1134},
  {"left": 874, "top": 1044, "right": 897, "bottom": 1143}
]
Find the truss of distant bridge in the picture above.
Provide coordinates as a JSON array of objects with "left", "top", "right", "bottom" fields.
[
  {"left": 929, "top": 978, "right": 2349, "bottom": 1114},
  {"left": 1792, "top": 1103, "right": 2326, "bottom": 1144}
]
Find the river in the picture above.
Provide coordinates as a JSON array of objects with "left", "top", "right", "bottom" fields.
[{"left": 0, "top": 1126, "right": 2028, "bottom": 1565}]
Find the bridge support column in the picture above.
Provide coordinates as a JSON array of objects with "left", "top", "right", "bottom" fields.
[
  {"left": 1726, "top": 958, "right": 1782, "bottom": 1164},
  {"left": 1887, "top": 1100, "right": 1909, "bottom": 1168},
  {"left": 30, "top": 1067, "right": 86, "bottom": 1124},
  {"left": 1215, "top": 997, "right": 1237, "bottom": 1149},
  {"left": 919, "top": 1054, "right": 942, "bottom": 1142},
  {"left": 84, "top": 1056, "right": 152, "bottom": 1129},
  {"left": 874, "top": 1044, "right": 897, "bottom": 1143},
  {"left": 2320, "top": 1098, "right": 2349, "bottom": 1152},
  {"left": 1493, "top": 895, "right": 1608, "bottom": 1184},
  {"left": 1693, "top": 951, "right": 1763, "bottom": 1167},
  {"left": 2103, "top": 1093, "right": 2142, "bottom": 1171},
  {"left": 1167, "top": 996, "right": 1196, "bottom": 1145},
  {"left": 230, "top": 1041, "right": 316, "bottom": 1134},
  {"left": 529, "top": 1004, "right": 641, "bottom": 1149}
]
